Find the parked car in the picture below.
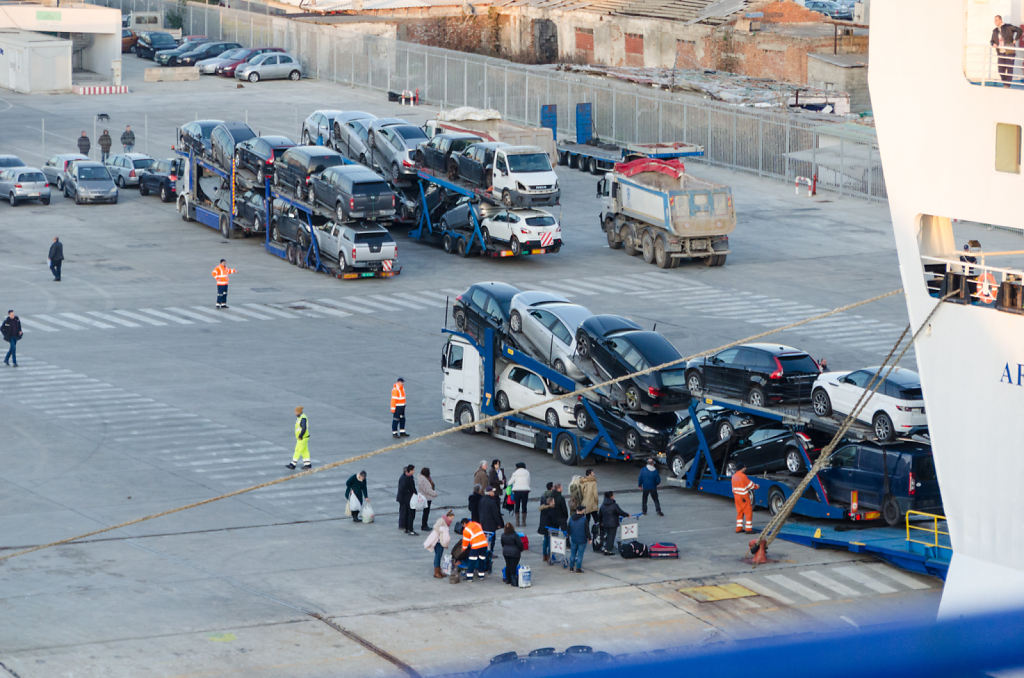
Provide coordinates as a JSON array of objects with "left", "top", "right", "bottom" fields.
[
  {"left": 178, "top": 119, "right": 223, "bottom": 157},
  {"left": 155, "top": 37, "right": 209, "bottom": 65},
  {"left": 63, "top": 161, "right": 118, "bottom": 204},
  {"left": 313, "top": 221, "right": 398, "bottom": 273},
  {"left": 214, "top": 188, "right": 268, "bottom": 235},
  {"left": 41, "top": 153, "right": 87, "bottom": 191},
  {"left": 310, "top": 164, "right": 395, "bottom": 222},
  {"left": 121, "top": 29, "right": 138, "bottom": 53},
  {"left": 210, "top": 121, "right": 257, "bottom": 170},
  {"left": 273, "top": 146, "right": 347, "bottom": 201},
  {"left": 665, "top": 406, "right": 758, "bottom": 478},
  {"left": 817, "top": 440, "right": 942, "bottom": 526},
  {"left": 197, "top": 46, "right": 249, "bottom": 74},
  {"left": 574, "top": 398, "right": 680, "bottom": 457},
  {"left": 105, "top": 152, "right": 154, "bottom": 187},
  {"left": 137, "top": 157, "right": 184, "bottom": 202},
  {"left": 235, "top": 51, "right": 302, "bottom": 82},
  {"left": 330, "top": 111, "right": 376, "bottom": 164},
  {"left": 415, "top": 132, "right": 482, "bottom": 173},
  {"left": 215, "top": 47, "right": 283, "bottom": 77},
  {"left": 438, "top": 197, "right": 501, "bottom": 233},
  {"left": 234, "top": 135, "right": 295, "bottom": 182},
  {"left": 685, "top": 343, "right": 821, "bottom": 407},
  {"left": 576, "top": 315, "right": 691, "bottom": 413},
  {"left": 508, "top": 293, "right": 591, "bottom": 380},
  {"left": 811, "top": 366, "right": 927, "bottom": 442},
  {"left": 479, "top": 208, "right": 562, "bottom": 255},
  {"left": 453, "top": 141, "right": 508, "bottom": 185},
  {"left": 453, "top": 281, "right": 521, "bottom": 342},
  {"left": 495, "top": 364, "right": 577, "bottom": 428},
  {"left": 301, "top": 110, "right": 345, "bottom": 146},
  {"left": 369, "top": 123, "right": 428, "bottom": 181},
  {"left": 176, "top": 41, "right": 241, "bottom": 67},
  {"left": 0, "top": 155, "right": 26, "bottom": 169},
  {"left": 723, "top": 424, "right": 819, "bottom": 476},
  {"left": 269, "top": 201, "right": 313, "bottom": 248},
  {"left": 805, "top": 0, "right": 849, "bottom": 19},
  {"left": 0, "top": 167, "right": 51, "bottom": 206},
  {"left": 135, "top": 31, "right": 177, "bottom": 59}
]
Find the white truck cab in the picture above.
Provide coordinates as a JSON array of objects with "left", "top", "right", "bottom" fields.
[
  {"left": 442, "top": 334, "right": 484, "bottom": 431},
  {"left": 490, "top": 146, "right": 560, "bottom": 208}
]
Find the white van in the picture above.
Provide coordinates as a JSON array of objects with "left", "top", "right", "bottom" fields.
[
  {"left": 490, "top": 145, "right": 560, "bottom": 208},
  {"left": 126, "top": 12, "right": 164, "bottom": 31}
]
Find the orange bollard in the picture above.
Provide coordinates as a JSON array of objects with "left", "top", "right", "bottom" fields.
[{"left": 749, "top": 539, "right": 768, "bottom": 565}]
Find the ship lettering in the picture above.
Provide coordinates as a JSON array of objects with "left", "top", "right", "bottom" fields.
[{"left": 999, "top": 363, "right": 1024, "bottom": 386}]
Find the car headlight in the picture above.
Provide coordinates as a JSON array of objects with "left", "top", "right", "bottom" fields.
[{"left": 635, "top": 421, "right": 658, "bottom": 434}]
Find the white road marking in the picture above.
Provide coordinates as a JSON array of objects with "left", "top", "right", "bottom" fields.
[
  {"left": 140, "top": 308, "right": 193, "bottom": 325},
  {"left": 189, "top": 306, "right": 246, "bottom": 322},
  {"left": 765, "top": 574, "right": 829, "bottom": 602},
  {"left": 732, "top": 576, "right": 796, "bottom": 605},
  {"left": 835, "top": 565, "right": 898, "bottom": 594},
  {"left": 298, "top": 301, "right": 353, "bottom": 319},
  {"left": 316, "top": 297, "right": 377, "bottom": 314},
  {"left": 162, "top": 307, "right": 219, "bottom": 323},
  {"left": 394, "top": 291, "right": 447, "bottom": 307},
  {"left": 224, "top": 305, "right": 273, "bottom": 320},
  {"left": 362, "top": 294, "right": 415, "bottom": 311},
  {"left": 864, "top": 563, "right": 933, "bottom": 590},
  {"left": 112, "top": 309, "right": 167, "bottom": 326},
  {"left": 800, "top": 570, "right": 862, "bottom": 597},
  {"left": 246, "top": 303, "right": 298, "bottom": 319},
  {"left": 88, "top": 311, "right": 138, "bottom": 328},
  {"left": 59, "top": 312, "right": 115, "bottom": 329},
  {"left": 33, "top": 314, "right": 86, "bottom": 330},
  {"left": 17, "top": 318, "right": 59, "bottom": 332}
]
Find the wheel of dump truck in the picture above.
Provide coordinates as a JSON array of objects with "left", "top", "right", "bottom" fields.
[
  {"left": 654, "top": 234, "right": 671, "bottom": 269},
  {"left": 641, "top": 231, "right": 655, "bottom": 264},
  {"left": 605, "top": 219, "right": 622, "bottom": 249},
  {"left": 620, "top": 226, "right": 637, "bottom": 256}
]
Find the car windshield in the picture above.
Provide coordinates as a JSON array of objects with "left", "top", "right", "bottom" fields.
[
  {"left": 352, "top": 181, "right": 390, "bottom": 195},
  {"left": 525, "top": 215, "right": 556, "bottom": 227},
  {"left": 152, "top": 160, "right": 171, "bottom": 173},
  {"left": 132, "top": 158, "right": 154, "bottom": 169},
  {"left": 507, "top": 152, "right": 552, "bottom": 172},
  {"left": 659, "top": 368, "right": 687, "bottom": 387},
  {"left": 219, "top": 48, "right": 247, "bottom": 59},
  {"left": 778, "top": 354, "right": 820, "bottom": 374},
  {"left": 393, "top": 126, "right": 428, "bottom": 143},
  {"left": 198, "top": 122, "right": 218, "bottom": 135},
  {"left": 0, "top": 157, "right": 24, "bottom": 167},
  {"left": 78, "top": 166, "right": 110, "bottom": 180},
  {"left": 354, "top": 232, "right": 391, "bottom": 244},
  {"left": 450, "top": 138, "right": 477, "bottom": 153},
  {"left": 19, "top": 172, "right": 46, "bottom": 182},
  {"left": 634, "top": 412, "right": 678, "bottom": 431}
]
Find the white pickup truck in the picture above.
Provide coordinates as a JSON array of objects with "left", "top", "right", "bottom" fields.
[{"left": 314, "top": 221, "right": 398, "bottom": 273}]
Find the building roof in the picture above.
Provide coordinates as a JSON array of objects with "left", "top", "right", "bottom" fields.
[{"left": 492, "top": 0, "right": 751, "bottom": 23}]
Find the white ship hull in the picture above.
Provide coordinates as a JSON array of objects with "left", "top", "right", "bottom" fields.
[{"left": 870, "top": 1, "right": 1024, "bottom": 615}]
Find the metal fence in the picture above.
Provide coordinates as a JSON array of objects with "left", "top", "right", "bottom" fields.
[{"left": 104, "top": 0, "right": 886, "bottom": 200}]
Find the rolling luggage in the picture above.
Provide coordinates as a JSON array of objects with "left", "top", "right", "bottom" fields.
[
  {"left": 618, "top": 541, "right": 649, "bottom": 559},
  {"left": 648, "top": 542, "right": 679, "bottom": 559}
]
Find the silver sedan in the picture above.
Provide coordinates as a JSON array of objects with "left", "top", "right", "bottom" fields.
[
  {"left": 508, "top": 291, "right": 594, "bottom": 381},
  {"left": 105, "top": 153, "right": 154, "bottom": 187},
  {"left": 235, "top": 52, "right": 302, "bottom": 82},
  {"left": 0, "top": 167, "right": 51, "bottom": 206}
]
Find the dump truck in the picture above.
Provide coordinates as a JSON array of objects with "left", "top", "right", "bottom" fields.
[
  {"left": 424, "top": 107, "right": 557, "bottom": 163},
  {"left": 597, "top": 158, "right": 735, "bottom": 268}
]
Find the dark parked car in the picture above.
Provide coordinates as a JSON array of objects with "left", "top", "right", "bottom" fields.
[
  {"left": 269, "top": 201, "right": 313, "bottom": 248},
  {"left": 330, "top": 111, "right": 376, "bottom": 163},
  {"left": 310, "top": 165, "right": 395, "bottom": 222},
  {"left": 816, "top": 440, "right": 942, "bottom": 526},
  {"left": 214, "top": 188, "right": 268, "bottom": 236},
  {"left": 216, "top": 47, "right": 283, "bottom": 77},
  {"left": 685, "top": 343, "right": 821, "bottom": 407},
  {"left": 0, "top": 155, "right": 26, "bottom": 169},
  {"left": 576, "top": 315, "right": 691, "bottom": 413},
  {"left": 155, "top": 37, "right": 209, "bottom": 66},
  {"left": 234, "top": 135, "right": 295, "bottom": 181},
  {"left": 573, "top": 398, "right": 679, "bottom": 458},
  {"left": 178, "top": 119, "right": 223, "bottom": 156},
  {"left": 415, "top": 132, "right": 482, "bottom": 173},
  {"left": 723, "top": 424, "right": 818, "bottom": 476},
  {"left": 135, "top": 31, "right": 177, "bottom": 59},
  {"left": 453, "top": 281, "right": 522, "bottom": 342},
  {"left": 454, "top": 141, "right": 507, "bottom": 185},
  {"left": 210, "top": 121, "right": 257, "bottom": 170},
  {"left": 174, "top": 40, "right": 241, "bottom": 67},
  {"left": 438, "top": 196, "right": 500, "bottom": 232},
  {"left": 273, "top": 145, "right": 347, "bottom": 202},
  {"left": 138, "top": 157, "right": 185, "bottom": 202},
  {"left": 665, "top": 406, "right": 758, "bottom": 478}
]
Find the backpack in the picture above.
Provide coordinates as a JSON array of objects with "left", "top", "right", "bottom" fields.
[{"left": 618, "top": 541, "right": 649, "bottom": 559}]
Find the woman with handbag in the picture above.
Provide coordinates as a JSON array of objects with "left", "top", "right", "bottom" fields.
[
  {"left": 424, "top": 510, "right": 455, "bottom": 579},
  {"left": 345, "top": 471, "right": 368, "bottom": 523},
  {"left": 417, "top": 467, "right": 439, "bottom": 531}
]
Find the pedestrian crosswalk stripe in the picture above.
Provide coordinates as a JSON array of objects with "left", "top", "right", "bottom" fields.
[
  {"left": 535, "top": 283, "right": 580, "bottom": 298},
  {"left": 731, "top": 576, "right": 796, "bottom": 605},
  {"left": 834, "top": 565, "right": 898, "bottom": 594},
  {"left": 800, "top": 571, "right": 862, "bottom": 597},
  {"left": 189, "top": 305, "right": 246, "bottom": 322},
  {"left": 864, "top": 563, "right": 932, "bottom": 590},
  {"left": 366, "top": 293, "right": 425, "bottom": 310},
  {"left": 765, "top": 574, "right": 830, "bottom": 602},
  {"left": 59, "top": 312, "right": 114, "bottom": 329},
  {"left": 316, "top": 297, "right": 377, "bottom": 313},
  {"left": 394, "top": 291, "right": 447, "bottom": 307},
  {"left": 141, "top": 308, "right": 194, "bottom": 324},
  {"left": 569, "top": 278, "right": 631, "bottom": 294},
  {"left": 89, "top": 311, "right": 139, "bottom": 328},
  {"left": 164, "top": 306, "right": 219, "bottom": 323},
  {"left": 18, "top": 318, "right": 59, "bottom": 332},
  {"left": 299, "top": 300, "right": 353, "bottom": 319},
  {"left": 245, "top": 303, "right": 298, "bottom": 319},
  {"left": 112, "top": 309, "right": 167, "bottom": 326},
  {"left": 34, "top": 314, "right": 86, "bottom": 330},
  {"left": 358, "top": 295, "right": 412, "bottom": 311},
  {"left": 224, "top": 305, "right": 274, "bottom": 320}
]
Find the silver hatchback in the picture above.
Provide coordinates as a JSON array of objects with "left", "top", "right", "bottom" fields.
[
  {"left": 0, "top": 167, "right": 51, "bottom": 206},
  {"left": 235, "top": 52, "right": 302, "bottom": 82},
  {"left": 105, "top": 152, "right": 155, "bottom": 187},
  {"left": 64, "top": 160, "right": 118, "bottom": 205}
]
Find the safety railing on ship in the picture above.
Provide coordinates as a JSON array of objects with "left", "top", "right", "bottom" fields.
[
  {"left": 964, "top": 43, "right": 1024, "bottom": 88},
  {"left": 905, "top": 510, "right": 951, "bottom": 550},
  {"left": 921, "top": 255, "right": 1024, "bottom": 312}
]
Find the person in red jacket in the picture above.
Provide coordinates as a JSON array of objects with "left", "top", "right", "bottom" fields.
[
  {"left": 731, "top": 465, "right": 759, "bottom": 533},
  {"left": 211, "top": 259, "right": 236, "bottom": 309},
  {"left": 461, "top": 518, "right": 489, "bottom": 581}
]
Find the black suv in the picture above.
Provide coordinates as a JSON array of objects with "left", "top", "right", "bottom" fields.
[
  {"left": 210, "top": 121, "right": 257, "bottom": 170},
  {"left": 234, "top": 135, "right": 296, "bottom": 182},
  {"left": 453, "top": 281, "right": 521, "bottom": 342},
  {"left": 723, "top": 424, "right": 818, "bottom": 476},
  {"left": 573, "top": 398, "right": 679, "bottom": 459},
  {"left": 665, "top": 406, "right": 757, "bottom": 478},
  {"left": 416, "top": 132, "right": 482, "bottom": 173},
  {"left": 273, "top": 146, "right": 347, "bottom": 202},
  {"left": 138, "top": 157, "right": 185, "bottom": 202},
  {"left": 685, "top": 343, "right": 821, "bottom": 406},
  {"left": 310, "top": 164, "right": 395, "bottom": 222},
  {"left": 136, "top": 31, "right": 177, "bottom": 59},
  {"left": 818, "top": 440, "right": 941, "bottom": 526}
]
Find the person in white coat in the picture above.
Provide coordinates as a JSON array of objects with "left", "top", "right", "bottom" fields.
[
  {"left": 509, "top": 462, "right": 531, "bottom": 527},
  {"left": 424, "top": 510, "right": 454, "bottom": 579}
]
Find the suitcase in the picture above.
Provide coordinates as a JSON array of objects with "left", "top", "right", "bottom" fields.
[
  {"left": 618, "top": 541, "right": 649, "bottom": 559},
  {"left": 517, "top": 531, "right": 529, "bottom": 551},
  {"left": 648, "top": 542, "right": 679, "bottom": 559}
]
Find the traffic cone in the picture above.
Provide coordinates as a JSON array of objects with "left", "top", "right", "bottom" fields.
[{"left": 749, "top": 539, "right": 768, "bottom": 565}]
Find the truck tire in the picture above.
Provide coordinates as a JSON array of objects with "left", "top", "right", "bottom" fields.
[
  {"left": 641, "top": 230, "right": 655, "bottom": 264},
  {"left": 220, "top": 214, "right": 232, "bottom": 239},
  {"left": 558, "top": 151, "right": 568, "bottom": 166},
  {"left": 588, "top": 157, "right": 599, "bottom": 175},
  {"left": 568, "top": 154, "right": 579, "bottom": 169},
  {"left": 456, "top": 237, "right": 469, "bottom": 257},
  {"left": 882, "top": 494, "right": 901, "bottom": 526},
  {"left": 178, "top": 196, "right": 190, "bottom": 221},
  {"left": 654, "top": 235, "right": 671, "bottom": 269},
  {"left": 620, "top": 226, "right": 637, "bottom": 256},
  {"left": 705, "top": 254, "right": 727, "bottom": 267},
  {"left": 605, "top": 219, "right": 622, "bottom": 249},
  {"left": 767, "top": 487, "right": 787, "bottom": 516},
  {"left": 555, "top": 433, "right": 578, "bottom": 465},
  {"left": 456, "top": 403, "right": 475, "bottom": 433},
  {"left": 442, "top": 232, "right": 455, "bottom": 253}
]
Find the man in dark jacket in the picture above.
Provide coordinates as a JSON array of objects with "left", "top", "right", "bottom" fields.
[
  {"left": 48, "top": 236, "right": 64, "bottom": 281},
  {"left": 992, "top": 15, "right": 1023, "bottom": 86},
  {"left": 567, "top": 506, "right": 589, "bottom": 573},
  {"left": 598, "top": 491, "right": 628, "bottom": 555},
  {"left": 396, "top": 464, "right": 418, "bottom": 535},
  {"left": 77, "top": 131, "right": 91, "bottom": 157},
  {"left": 479, "top": 487, "right": 503, "bottom": 571},
  {"left": 98, "top": 129, "right": 112, "bottom": 162},
  {"left": 3, "top": 310, "right": 23, "bottom": 367},
  {"left": 638, "top": 458, "right": 664, "bottom": 516},
  {"left": 550, "top": 482, "right": 569, "bottom": 531},
  {"left": 121, "top": 125, "right": 135, "bottom": 152},
  {"left": 345, "top": 471, "right": 368, "bottom": 522}
]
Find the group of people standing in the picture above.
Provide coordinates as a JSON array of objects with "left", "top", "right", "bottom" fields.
[{"left": 75, "top": 125, "right": 136, "bottom": 161}]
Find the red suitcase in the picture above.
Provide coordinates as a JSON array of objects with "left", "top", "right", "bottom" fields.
[{"left": 648, "top": 542, "right": 679, "bottom": 558}]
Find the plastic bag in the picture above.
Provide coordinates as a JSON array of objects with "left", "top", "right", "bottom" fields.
[
  {"left": 441, "top": 553, "right": 453, "bottom": 576},
  {"left": 411, "top": 492, "right": 427, "bottom": 510},
  {"left": 348, "top": 493, "right": 361, "bottom": 513},
  {"left": 361, "top": 500, "right": 375, "bottom": 523}
]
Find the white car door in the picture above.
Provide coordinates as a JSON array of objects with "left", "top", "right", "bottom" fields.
[
  {"left": 517, "top": 369, "right": 549, "bottom": 420},
  {"left": 832, "top": 369, "right": 872, "bottom": 417}
]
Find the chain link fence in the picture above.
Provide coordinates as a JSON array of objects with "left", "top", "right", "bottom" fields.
[{"left": 106, "top": 0, "right": 886, "bottom": 200}]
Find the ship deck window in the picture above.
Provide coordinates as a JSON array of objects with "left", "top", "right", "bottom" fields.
[{"left": 995, "top": 123, "right": 1021, "bottom": 173}]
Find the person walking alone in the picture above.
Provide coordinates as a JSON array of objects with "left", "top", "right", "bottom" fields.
[
  {"left": 567, "top": 506, "right": 589, "bottom": 573},
  {"left": 397, "top": 464, "right": 418, "bottom": 535},
  {"left": 390, "top": 377, "right": 407, "bottom": 438},
  {"left": 121, "top": 125, "right": 136, "bottom": 152},
  {"left": 500, "top": 522, "right": 524, "bottom": 585},
  {"left": 731, "top": 465, "right": 758, "bottom": 533},
  {"left": 509, "top": 462, "right": 531, "bottom": 527},
  {"left": 48, "top": 236, "right": 64, "bottom": 281},
  {"left": 286, "top": 406, "right": 311, "bottom": 470},
  {"left": 98, "top": 129, "right": 112, "bottom": 162},
  {"left": 424, "top": 510, "right": 454, "bottom": 579},
  {"left": 2, "top": 310, "right": 23, "bottom": 367},
  {"left": 77, "top": 131, "right": 91, "bottom": 157},
  {"left": 211, "top": 259, "right": 236, "bottom": 309},
  {"left": 345, "top": 471, "right": 368, "bottom": 522},
  {"left": 417, "top": 467, "right": 438, "bottom": 531},
  {"left": 638, "top": 458, "right": 664, "bottom": 516}
]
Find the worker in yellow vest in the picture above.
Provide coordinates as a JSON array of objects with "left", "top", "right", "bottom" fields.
[
  {"left": 391, "top": 377, "right": 407, "bottom": 438},
  {"left": 211, "top": 259, "right": 236, "bottom": 309},
  {"left": 287, "top": 406, "right": 311, "bottom": 470}
]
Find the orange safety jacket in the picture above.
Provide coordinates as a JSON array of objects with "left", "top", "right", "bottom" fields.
[
  {"left": 462, "top": 520, "right": 488, "bottom": 551},
  {"left": 211, "top": 263, "right": 236, "bottom": 286},
  {"left": 731, "top": 470, "right": 755, "bottom": 498},
  {"left": 390, "top": 381, "right": 406, "bottom": 411}
]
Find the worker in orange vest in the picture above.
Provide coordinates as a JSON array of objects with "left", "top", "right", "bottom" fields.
[
  {"left": 731, "top": 465, "right": 758, "bottom": 533},
  {"left": 461, "top": 518, "right": 489, "bottom": 581},
  {"left": 390, "top": 377, "right": 407, "bottom": 438},
  {"left": 211, "top": 259, "right": 236, "bottom": 309}
]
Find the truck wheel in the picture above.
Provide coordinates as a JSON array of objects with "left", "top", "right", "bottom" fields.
[
  {"left": 510, "top": 236, "right": 522, "bottom": 256},
  {"left": 605, "top": 219, "right": 622, "bottom": 249},
  {"left": 555, "top": 433, "right": 578, "bottom": 465},
  {"left": 620, "top": 226, "right": 637, "bottom": 256},
  {"left": 456, "top": 237, "right": 469, "bottom": 257},
  {"left": 706, "top": 254, "right": 727, "bottom": 267},
  {"left": 286, "top": 244, "right": 297, "bottom": 265},
  {"left": 641, "top": 231, "right": 655, "bottom": 264},
  {"left": 767, "top": 487, "right": 786, "bottom": 516},
  {"left": 502, "top": 189, "right": 512, "bottom": 207},
  {"left": 442, "top": 232, "right": 455, "bottom": 253},
  {"left": 588, "top": 157, "right": 599, "bottom": 175},
  {"left": 568, "top": 154, "right": 579, "bottom": 169},
  {"left": 573, "top": 405, "right": 592, "bottom": 431},
  {"left": 178, "top": 196, "right": 190, "bottom": 221},
  {"left": 654, "top": 235, "right": 671, "bottom": 269},
  {"left": 456, "top": 403, "right": 475, "bottom": 433},
  {"left": 558, "top": 151, "right": 568, "bottom": 166},
  {"left": 509, "top": 310, "right": 522, "bottom": 333},
  {"left": 220, "top": 214, "right": 232, "bottom": 239},
  {"left": 882, "top": 494, "right": 901, "bottom": 526}
]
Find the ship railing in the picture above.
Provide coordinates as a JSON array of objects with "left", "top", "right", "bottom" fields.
[
  {"left": 964, "top": 43, "right": 1024, "bottom": 88},
  {"left": 922, "top": 254, "right": 1024, "bottom": 312},
  {"left": 906, "top": 510, "right": 951, "bottom": 551}
]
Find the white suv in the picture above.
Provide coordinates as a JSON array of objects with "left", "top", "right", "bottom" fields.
[
  {"left": 480, "top": 208, "right": 562, "bottom": 256},
  {"left": 810, "top": 366, "right": 928, "bottom": 441}
]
